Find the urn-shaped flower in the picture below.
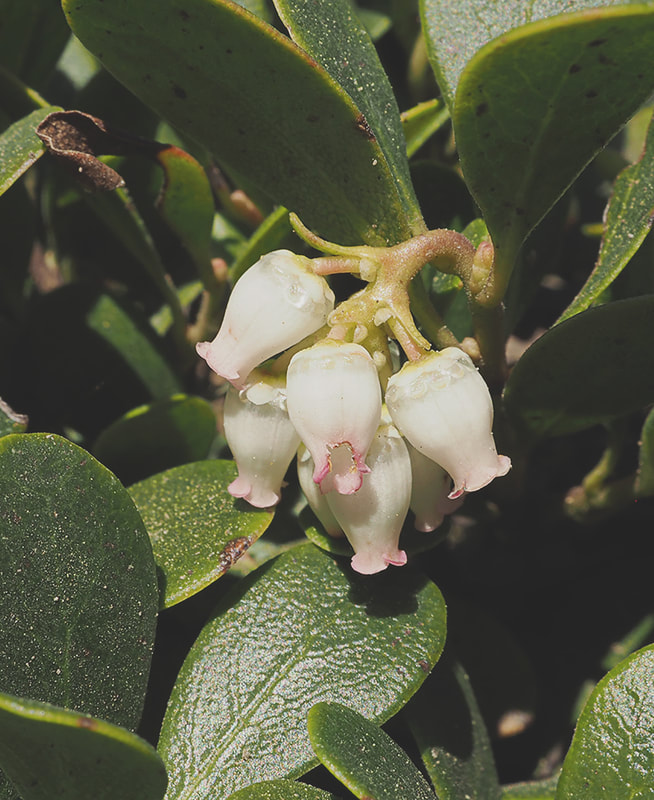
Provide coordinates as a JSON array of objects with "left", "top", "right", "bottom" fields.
[
  {"left": 223, "top": 374, "right": 301, "bottom": 508},
  {"left": 196, "top": 250, "right": 334, "bottom": 388},
  {"left": 286, "top": 340, "right": 382, "bottom": 495},
  {"left": 386, "top": 348, "right": 510, "bottom": 498},
  {"left": 326, "top": 413, "right": 412, "bottom": 575}
]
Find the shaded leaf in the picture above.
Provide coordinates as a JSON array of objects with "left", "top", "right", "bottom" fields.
[
  {"left": 636, "top": 407, "right": 654, "bottom": 498},
  {"left": 129, "top": 460, "right": 274, "bottom": 608},
  {"left": 501, "top": 775, "right": 559, "bottom": 799},
  {"left": 401, "top": 98, "right": 450, "bottom": 159},
  {"left": 228, "top": 779, "right": 340, "bottom": 799},
  {"left": 0, "top": 433, "right": 158, "bottom": 728},
  {"left": 419, "top": 0, "right": 620, "bottom": 110},
  {"left": 406, "top": 657, "right": 500, "bottom": 800},
  {"left": 0, "top": 106, "right": 59, "bottom": 197},
  {"left": 503, "top": 296, "right": 654, "bottom": 438},
  {"left": 0, "top": 397, "right": 27, "bottom": 437},
  {"left": 93, "top": 395, "right": 217, "bottom": 486},
  {"left": 0, "top": 0, "right": 70, "bottom": 91},
  {"left": 0, "top": 692, "right": 167, "bottom": 800},
  {"left": 452, "top": 6, "right": 654, "bottom": 289},
  {"left": 158, "top": 542, "right": 446, "bottom": 799},
  {"left": 13, "top": 286, "right": 182, "bottom": 437},
  {"left": 556, "top": 645, "right": 654, "bottom": 799},
  {"left": 62, "top": 0, "right": 413, "bottom": 245},
  {"left": 559, "top": 111, "right": 654, "bottom": 322},
  {"left": 273, "top": 0, "right": 422, "bottom": 232},
  {"left": 308, "top": 702, "right": 436, "bottom": 800}
]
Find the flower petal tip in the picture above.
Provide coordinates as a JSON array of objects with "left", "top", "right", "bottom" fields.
[
  {"left": 228, "top": 477, "right": 279, "bottom": 509},
  {"left": 350, "top": 549, "right": 407, "bottom": 575}
]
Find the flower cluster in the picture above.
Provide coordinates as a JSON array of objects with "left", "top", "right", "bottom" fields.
[{"left": 197, "top": 246, "right": 510, "bottom": 574}]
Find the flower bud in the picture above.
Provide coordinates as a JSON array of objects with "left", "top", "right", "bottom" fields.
[
  {"left": 223, "top": 374, "right": 301, "bottom": 508},
  {"left": 297, "top": 445, "right": 343, "bottom": 538},
  {"left": 386, "top": 348, "right": 511, "bottom": 498},
  {"left": 286, "top": 341, "right": 382, "bottom": 495},
  {"left": 196, "top": 250, "right": 335, "bottom": 388},
  {"left": 326, "top": 413, "right": 411, "bottom": 575},
  {"left": 407, "top": 442, "right": 463, "bottom": 532}
]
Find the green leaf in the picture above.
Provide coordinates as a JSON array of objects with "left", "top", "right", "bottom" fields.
[
  {"left": 62, "top": 0, "right": 413, "bottom": 245},
  {"left": 503, "top": 296, "right": 654, "bottom": 438},
  {"left": 401, "top": 98, "right": 450, "bottom": 159},
  {"left": 452, "top": 6, "right": 654, "bottom": 289},
  {"left": 228, "top": 779, "right": 340, "bottom": 799},
  {"left": 501, "top": 775, "right": 559, "bottom": 799},
  {"left": 308, "top": 702, "right": 437, "bottom": 800},
  {"left": 129, "top": 460, "right": 274, "bottom": 608},
  {"left": 273, "top": 0, "right": 423, "bottom": 233},
  {"left": 93, "top": 395, "right": 217, "bottom": 486},
  {"left": 556, "top": 645, "right": 654, "bottom": 799},
  {"left": 0, "top": 397, "right": 27, "bottom": 437},
  {"left": 155, "top": 144, "right": 215, "bottom": 276},
  {"left": 0, "top": 434, "right": 158, "bottom": 727},
  {"left": 0, "top": 106, "right": 59, "bottom": 196},
  {"left": 559, "top": 112, "right": 654, "bottom": 322},
  {"left": 158, "top": 542, "right": 446, "bottom": 799},
  {"left": 0, "top": 692, "right": 167, "bottom": 800},
  {"left": 419, "top": 0, "right": 621, "bottom": 110},
  {"left": 636, "top": 407, "right": 654, "bottom": 498},
  {"left": 406, "top": 657, "right": 500, "bottom": 800}
]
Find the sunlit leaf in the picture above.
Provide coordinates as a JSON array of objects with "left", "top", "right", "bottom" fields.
[
  {"left": 129, "top": 460, "right": 274, "bottom": 608},
  {"left": 0, "top": 106, "right": 59, "bottom": 197},
  {"left": 158, "top": 543, "right": 446, "bottom": 799},
  {"left": 556, "top": 645, "right": 654, "bottom": 799},
  {"left": 308, "top": 702, "right": 437, "bottom": 800}
]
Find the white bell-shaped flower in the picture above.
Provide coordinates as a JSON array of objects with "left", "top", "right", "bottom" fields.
[
  {"left": 223, "top": 373, "right": 301, "bottom": 508},
  {"left": 407, "top": 442, "right": 464, "bottom": 532},
  {"left": 326, "top": 412, "right": 411, "bottom": 575},
  {"left": 386, "top": 348, "right": 511, "bottom": 498},
  {"left": 286, "top": 340, "right": 382, "bottom": 495},
  {"left": 196, "top": 250, "right": 335, "bottom": 388},
  {"left": 297, "top": 445, "right": 343, "bottom": 538}
]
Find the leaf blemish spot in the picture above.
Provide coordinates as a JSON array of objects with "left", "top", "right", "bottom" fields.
[
  {"left": 588, "top": 38, "right": 607, "bottom": 48},
  {"left": 586, "top": 89, "right": 598, "bottom": 99},
  {"left": 476, "top": 102, "right": 488, "bottom": 117},
  {"left": 173, "top": 84, "right": 187, "bottom": 99},
  {"left": 569, "top": 63, "right": 582, "bottom": 74}
]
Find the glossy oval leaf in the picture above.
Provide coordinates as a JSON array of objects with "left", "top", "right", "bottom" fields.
[
  {"left": 636, "top": 407, "right": 654, "bottom": 498},
  {"left": 0, "top": 106, "right": 59, "bottom": 196},
  {"left": 559, "top": 111, "right": 654, "bottom": 322},
  {"left": 503, "top": 296, "right": 654, "bottom": 438},
  {"left": 420, "top": 0, "right": 620, "bottom": 110},
  {"left": 129, "top": 459, "right": 274, "bottom": 608},
  {"left": 556, "top": 645, "right": 654, "bottom": 799},
  {"left": 0, "top": 397, "right": 27, "bottom": 437},
  {"left": 406, "top": 657, "right": 500, "bottom": 800},
  {"left": 273, "top": 0, "right": 422, "bottom": 233},
  {"left": 0, "top": 692, "right": 167, "bottom": 800},
  {"left": 453, "top": 6, "right": 654, "bottom": 286},
  {"left": 0, "top": 433, "right": 158, "bottom": 727},
  {"left": 308, "top": 702, "right": 437, "bottom": 800},
  {"left": 228, "top": 779, "right": 340, "bottom": 800},
  {"left": 158, "top": 542, "right": 446, "bottom": 799},
  {"left": 93, "top": 395, "right": 217, "bottom": 486},
  {"left": 62, "top": 0, "right": 412, "bottom": 245}
]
